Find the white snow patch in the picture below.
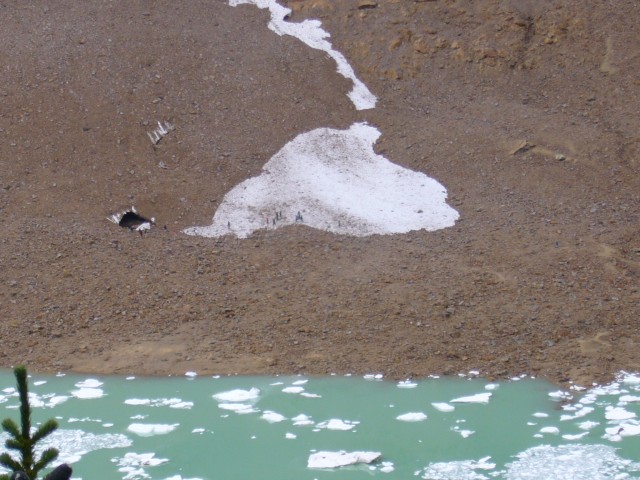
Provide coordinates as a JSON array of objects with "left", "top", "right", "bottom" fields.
[
  {"left": 308, "top": 451, "right": 381, "bottom": 469},
  {"left": 184, "top": 123, "right": 458, "bottom": 239},
  {"left": 228, "top": 0, "right": 376, "bottom": 110}
]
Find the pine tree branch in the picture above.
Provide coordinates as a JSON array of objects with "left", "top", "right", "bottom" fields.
[
  {"left": 33, "top": 449, "right": 58, "bottom": 473},
  {"left": 0, "top": 453, "right": 21, "bottom": 472},
  {"left": 1, "top": 419, "right": 20, "bottom": 438},
  {"left": 31, "top": 420, "right": 58, "bottom": 444}
]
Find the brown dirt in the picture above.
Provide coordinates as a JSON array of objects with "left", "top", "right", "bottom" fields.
[{"left": 1, "top": 0, "right": 639, "bottom": 387}]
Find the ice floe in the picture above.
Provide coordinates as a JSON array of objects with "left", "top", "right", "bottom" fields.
[
  {"left": 504, "top": 444, "right": 640, "bottom": 479},
  {"left": 416, "top": 456, "right": 495, "bottom": 480},
  {"left": 316, "top": 419, "right": 359, "bottom": 431},
  {"left": 127, "top": 423, "right": 179, "bottom": 437},
  {"left": 451, "top": 392, "right": 492, "bottom": 404},
  {"left": 112, "top": 452, "right": 168, "bottom": 480},
  {"left": 261, "top": 411, "right": 286, "bottom": 423},
  {"left": 212, "top": 387, "right": 260, "bottom": 403},
  {"left": 396, "top": 412, "right": 427, "bottom": 422},
  {"left": 307, "top": 451, "right": 381, "bottom": 469},
  {"left": 432, "top": 402, "right": 455, "bottom": 412},
  {"left": 124, "top": 398, "right": 193, "bottom": 409},
  {"left": 184, "top": 123, "right": 458, "bottom": 239}
]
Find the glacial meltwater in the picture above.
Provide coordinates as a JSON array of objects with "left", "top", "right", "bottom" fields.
[{"left": 0, "top": 371, "right": 639, "bottom": 480}]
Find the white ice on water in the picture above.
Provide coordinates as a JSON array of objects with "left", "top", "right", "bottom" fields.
[
  {"left": 396, "top": 412, "right": 427, "bottom": 422},
  {"left": 307, "top": 450, "right": 381, "bottom": 469},
  {"left": 451, "top": 392, "right": 492, "bottom": 404},
  {"left": 127, "top": 423, "right": 179, "bottom": 437},
  {"left": 184, "top": 123, "right": 458, "bottom": 239},
  {"left": 213, "top": 387, "right": 260, "bottom": 402}
]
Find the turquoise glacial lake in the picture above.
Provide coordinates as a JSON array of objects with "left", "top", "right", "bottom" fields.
[{"left": 0, "top": 371, "right": 639, "bottom": 480}]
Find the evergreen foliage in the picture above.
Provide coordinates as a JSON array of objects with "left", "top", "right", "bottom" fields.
[{"left": 0, "top": 366, "right": 60, "bottom": 480}]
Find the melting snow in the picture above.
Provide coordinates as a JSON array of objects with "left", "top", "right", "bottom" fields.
[
  {"left": 228, "top": 0, "right": 375, "bottom": 110},
  {"left": 184, "top": 123, "right": 458, "bottom": 239}
]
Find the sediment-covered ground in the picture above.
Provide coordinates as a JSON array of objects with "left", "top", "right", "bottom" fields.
[{"left": 1, "top": 0, "right": 638, "bottom": 386}]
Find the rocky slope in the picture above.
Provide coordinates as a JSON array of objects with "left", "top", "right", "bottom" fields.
[{"left": 1, "top": 0, "right": 638, "bottom": 386}]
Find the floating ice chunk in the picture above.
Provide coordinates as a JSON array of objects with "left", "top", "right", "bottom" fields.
[
  {"left": 604, "top": 421, "right": 640, "bottom": 441},
  {"left": 285, "top": 432, "right": 297, "bottom": 439},
  {"left": 605, "top": 406, "right": 636, "bottom": 421},
  {"left": 484, "top": 383, "right": 499, "bottom": 391},
  {"left": 452, "top": 427, "right": 475, "bottom": 438},
  {"left": 125, "top": 398, "right": 193, "bottom": 409},
  {"left": 127, "top": 423, "right": 178, "bottom": 437},
  {"left": 532, "top": 412, "right": 549, "bottom": 418},
  {"left": 432, "top": 402, "right": 455, "bottom": 412},
  {"left": 213, "top": 388, "right": 260, "bottom": 402},
  {"left": 364, "top": 374, "right": 384, "bottom": 381},
  {"left": 396, "top": 412, "right": 427, "bottom": 422},
  {"left": 619, "top": 395, "right": 640, "bottom": 403},
  {"left": 72, "top": 388, "right": 104, "bottom": 399},
  {"left": 397, "top": 380, "right": 418, "bottom": 389},
  {"left": 379, "top": 461, "right": 395, "bottom": 473},
  {"left": 292, "top": 379, "right": 308, "bottom": 386},
  {"left": 217, "top": 403, "right": 258, "bottom": 414},
  {"left": 308, "top": 451, "right": 381, "bottom": 469},
  {"left": 539, "top": 426, "right": 560, "bottom": 435},
  {"left": 192, "top": 428, "right": 205, "bottom": 434},
  {"left": 451, "top": 393, "right": 492, "bottom": 404},
  {"left": 316, "top": 419, "right": 359, "bottom": 431},
  {"left": 548, "top": 390, "right": 572, "bottom": 401},
  {"left": 292, "top": 414, "right": 314, "bottom": 426},
  {"left": 185, "top": 124, "right": 458, "bottom": 239},
  {"left": 300, "top": 392, "right": 322, "bottom": 398},
  {"left": 560, "top": 406, "right": 594, "bottom": 421},
  {"left": 505, "top": 444, "right": 640, "bottom": 478},
  {"left": 185, "top": 371, "right": 197, "bottom": 378},
  {"left": 417, "top": 457, "right": 495, "bottom": 479},
  {"left": 282, "top": 386, "right": 305, "bottom": 394},
  {"left": 578, "top": 420, "right": 599, "bottom": 430},
  {"left": 33, "top": 380, "right": 47, "bottom": 386},
  {"left": 262, "top": 411, "right": 286, "bottom": 423},
  {"left": 76, "top": 378, "right": 103, "bottom": 388},
  {"left": 563, "top": 432, "right": 589, "bottom": 440},
  {"left": 113, "top": 452, "right": 168, "bottom": 479},
  {"left": 125, "top": 398, "right": 151, "bottom": 406}
]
